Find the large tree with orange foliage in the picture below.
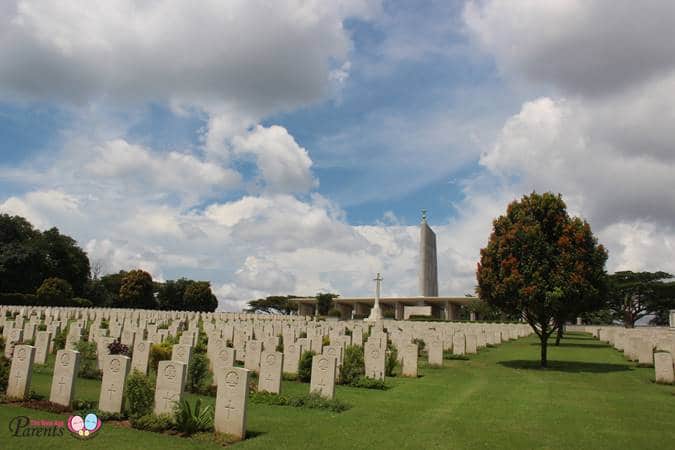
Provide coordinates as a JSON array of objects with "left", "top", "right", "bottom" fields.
[{"left": 477, "top": 192, "right": 608, "bottom": 367}]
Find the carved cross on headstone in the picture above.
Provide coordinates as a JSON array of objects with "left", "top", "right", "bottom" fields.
[
  {"left": 58, "top": 377, "right": 66, "bottom": 394},
  {"left": 224, "top": 399, "right": 236, "bottom": 418},
  {"left": 107, "top": 383, "right": 116, "bottom": 400},
  {"left": 14, "top": 373, "right": 22, "bottom": 386},
  {"left": 162, "top": 392, "right": 175, "bottom": 410}
]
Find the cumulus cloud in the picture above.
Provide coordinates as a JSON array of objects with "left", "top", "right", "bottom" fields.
[
  {"left": 85, "top": 139, "right": 241, "bottom": 201},
  {"left": 232, "top": 125, "right": 317, "bottom": 194},
  {"left": 464, "top": 0, "right": 675, "bottom": 96},
  {"left": 457, "top": 0, "right": 675, "bottom": 278},
  {"left": 0, "top": 0, "right": 380, "bottom": 115}
]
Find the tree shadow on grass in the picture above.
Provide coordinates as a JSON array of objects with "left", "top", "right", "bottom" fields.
[
  {"left": 529, "top": 342, "right": 608, "bottom": 349},
  {"left": 498, "top": 360, "right": 633, "bottom": 373},
  {"left": 562, "top": 335, "right": 596, "bottom": 341}
]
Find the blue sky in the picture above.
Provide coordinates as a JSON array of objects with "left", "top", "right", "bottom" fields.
[{"left": 1, "top": 1, "right": 674, "bottom": 310}]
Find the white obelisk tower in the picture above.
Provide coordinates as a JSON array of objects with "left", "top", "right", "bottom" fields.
[{"left": 419, "top": 209, "right": 438, "bottom": 297}]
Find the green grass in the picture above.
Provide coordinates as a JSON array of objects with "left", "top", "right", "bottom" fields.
[{"left": 2, "top": 332, "right": 674, "bottom": 449}]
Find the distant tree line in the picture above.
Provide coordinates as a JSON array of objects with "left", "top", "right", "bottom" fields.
[
  {"left": 246, "top": 293, "right": 338, "bottom": 315},
  {"left": 0, "top": 214, "right": 218, "bottom": 312}
]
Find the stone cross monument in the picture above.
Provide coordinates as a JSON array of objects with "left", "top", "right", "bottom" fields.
[{"left": 365, "top": 273, "right": 384, "bottom": 322}]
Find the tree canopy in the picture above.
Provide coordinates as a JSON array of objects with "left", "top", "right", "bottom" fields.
[
  {"left": 119, "top": 270, "right": 155, "bottom": 309},
  {"left": 246, "top": 295, "right": 300, "bottom": 314},
  {"left": 606, "top": 271, "right": 675, "bottom": 327},
  {"left": 0, "top": 214, "right": 90, "bottom": 296},
  {"left": 183, "top": 281, "right": 219, "bottom": 312},
  {"left": 36, "top": 277, "right": 74, "bottom": 306},
  {"left": 477, "top": 192, "right": 608, "bottom": 366}
]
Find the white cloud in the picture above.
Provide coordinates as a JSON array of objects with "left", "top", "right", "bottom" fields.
[
  {"left": 0, "top": 0, "right": 380, "bottom": 116},
  {"left": 458, "top": 0, "right": 675, "bottom": 279},
  {"left": 84, "top": 139, "right": 240, "bottom": 202},
  {"left": 463, "top": 0, "right": 675, "bottom": 96},
  {"left": 232, "top": 125, "right": 317, "bottom": 194},
  {"left": 0, "top": 190, "right": 82, "bottom": 229}
]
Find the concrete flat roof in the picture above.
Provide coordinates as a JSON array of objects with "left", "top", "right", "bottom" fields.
[{"left": 291, "top": 296, "right": 476, "bottom": 305}]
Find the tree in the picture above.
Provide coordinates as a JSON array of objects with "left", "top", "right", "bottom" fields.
[
  {"left": 245, "top": 295, "right": 300, "bottom": 314},
  {"left": 183, "top": 281, "right": 218, "bottom": 312},
  {"left": 0, "top": 215, "right": 90, "bottom": 296},
  {"left": 100, "top": 270, "right": 128, "bottom": 305},
  {"left": 157, "top": 278, "right": 193, "bottom": 310},
  {"left": 83, "top": 278, "right": 113, "bottom": 307},
  {"left": 477, "top": 192, "right": 607, "bottom": 367},
  {"left": 0, "top": 214, "right": 49, "bottom": 293},
  {"left": 36, "top": 277, "right": 74, "bottom": 306},
  {"left": 316, "top": 292, "right": 338, "bottom": 315},
  {"left": 118, "top": 270, "right": 156, "bottom": 309},
  {"left": 606, "top": 271, "right": 675, "bottom": 328},
  {"left": 39, "top": 227, "right": 90, "bottom": 296}
]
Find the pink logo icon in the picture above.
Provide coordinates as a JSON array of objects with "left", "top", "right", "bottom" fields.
[{"left": 67, "top": 413, "right": 102, "bottom": 439}]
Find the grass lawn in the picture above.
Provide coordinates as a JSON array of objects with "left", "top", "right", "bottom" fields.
[{"left": 1, "top": 332, "right": 674, "bottom": 449}]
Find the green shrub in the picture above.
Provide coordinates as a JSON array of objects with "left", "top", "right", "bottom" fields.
[
  {"left": 322, "top": 335, "right": 331, "bottom": 346},
  {"left": 350, "top": 376, "right": 388, "bottom": 390},
  {"left": 75, "top": 341, "right": 100, "bottom": 379},
  {"left": 299, "top": 331, "right": 307, "bottom": 338},
  {"left": 125, "top": 370, "right": 155, "bottom": 419},
  {"left": 37, "top": 323, "right": 47, "bottom": 331},
  {"left": 413, "top": 338, "right": 425, "bottom": 355},
  {"left": 298, "top": 350, "right": 316, "bottom": 383},
  {"left": 282, "top": 372, "right": 298, "bottom": 381},
  {"left": 130, "top": 413, "right": 174, "bottom": 432},
  {"left": 327, "top": 308, "right": 341, "bottom": 318},
  {"left": 52, "top": 327, "right": 67, "bottom": 353},
  {"left": 72, "top": 399, "right": 96, "bottom": 411},
  {"left": 173, "top": 398, "right": 213, "bottom": 436},
  {"left": 187, "top": 352, "right": 210, "bottom": 394},
  {"left": 0, "top": 293, "right": 38, "bottom": 306},
  {"left": 340, "top": 345, "right": 364, "bottom": 385},
  {"left": 443, "top": 351, "right": 469, "bottom": 361},
  {"left": 0, "top": 356, "right": 10, "bottom": 392},
  {"left": 36, "top": 277, "right": 73, "bottom": 306},
  {"left": 250, "top": 391, "right": 350, "bottom": 412},
  {"left": 194, "top": 332, "right": 208, "bottom": 355},
  {"left": 95, "top": 410, "right": 126, "bottom": 421},
  {"left": 385, "top": 344, "right": 398, "bottom": 377},
  {"left": 70, "top": 297, "right": 93, "bottom": 307},
  {"left": 0, "top": 336, "right": 5, "bottom": 355},
  {"left": 149, "top": 342, "right": 172, "bottom": 373}
]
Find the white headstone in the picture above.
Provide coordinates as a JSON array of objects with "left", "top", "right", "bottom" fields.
[
  {"left": 310, "top": 354, "right": 336, "bottom": 399},
  {"left": 214, "top": 367, "right": 250, "bottom": 440},
  {"left": 258, "top": 351, "right": 283, "bottom": 394},
  {"left": 7, "top": 345, "right": 35, "bottom": 399},
  {"left": 99, "top": 355, "right": 131, "bottom": 413},
  {"left": 155, "top": 360, "right": 187, "bottom": 415},
  {"left": 50, "top": 349, "right": 80, "bottom": 406}
]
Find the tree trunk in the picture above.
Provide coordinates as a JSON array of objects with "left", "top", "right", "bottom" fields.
[
  {"left": 555, "top": 323, "right": 564, "bottom": 346},
  {"left": 540, "top": 333, "right": 549, "bottom": 367}
]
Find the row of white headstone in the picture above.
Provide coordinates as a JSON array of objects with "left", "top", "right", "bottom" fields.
[
  {"left": 569, "top": 325, "right": 675, "bottom": 384},
  {"left": 1, "top": 305, "right": 532, "bottom": 439}
]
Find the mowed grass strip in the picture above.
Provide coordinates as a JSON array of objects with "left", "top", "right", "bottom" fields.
[{"left": 1, "top": 332, "right": 674, "bottom": 449}]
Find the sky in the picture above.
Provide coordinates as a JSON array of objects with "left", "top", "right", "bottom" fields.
[{"left": 1, "top": 0, "right": 674, "bottom": 311}]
